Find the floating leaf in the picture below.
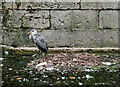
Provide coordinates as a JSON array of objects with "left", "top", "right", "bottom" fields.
[
  {"left": 75, "top": 72, "right": 78, "bottom": 74},
  {"left": 92, "top": 54, "right": 95, "bottom": 56},
  {"left": 61, "top": 77, "right": 65, "bottom": 79},
  {"left": 101, "top": 62, "right": 115, "bottom": 66},
  {"left": 70, "top": 77, "right": 75, "bottom": 79},
  {"left": 73, "top": 58, "right": 77, "bottom": 61},
  {"left": 52, "top": 76, "right": 56, "bottom": 79},
  {"left": 56, "top": 64, "right": 60, "bottom": 67},
  {"left": 86, "top": 75, "right": 94, "bottom": 79},
  {"left": 0, "top": 64, "right": 3, "bottom": 66},
  {"left": 27, "top": 63, "right": 31, "bottom": 66},
  {"left": 17, "top": 78, "right": 23, "bottom": 80},
  {"left": 0, "top": 58, "right": 4, "bottom": 61}
]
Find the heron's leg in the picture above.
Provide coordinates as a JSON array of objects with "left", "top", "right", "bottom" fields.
[
  {"left": 39, "top": 51, "right": 42, "bottom": 58},
  {"left": 44, "top": 52, "right": 48, "bottom": 57},
  {"left": 40, "top": 52, "right": 42, "bottom": 58}
]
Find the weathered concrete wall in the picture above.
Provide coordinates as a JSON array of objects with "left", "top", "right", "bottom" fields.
[{"left": 0, "top": 1, "right": 120, "bottom": 47}]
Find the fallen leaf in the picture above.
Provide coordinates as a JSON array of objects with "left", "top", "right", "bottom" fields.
[
  {"left": 56, "top": 64, "right": 60, "bottom": 67},
  {"left": 17, "top": 78, "right": 23, "bottom": 80},
  {"left": 0, "top": 64, "right": 3, "bottom": 66},
  {"left": 27, "top": 63, "right": 31, "bottom": 66},
  {"left": 75, "top": 72, "right": 78, "bottom": 74},
  {"left": 92, "top": 54, "right": 95, "bottom": 56},
  {"left": 101, "top": 62, "right": 115, "bottom": 66},
  {"left": 52, "top": 76, "right": 56, "bottom": 79},
  {"left": 70, "top": 77, "right": 74, "bottom": 79}
]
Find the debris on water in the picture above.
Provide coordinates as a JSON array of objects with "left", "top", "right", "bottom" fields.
[
  {"left": 73, "top": 58, "right": 77, "bottom": 61},
  {"left": 57, "top": 78, "right": 60, "bottom": 80},
  {"left": 84, "top": 68, "right": 94, "bottom": 72},
  {"left": 31, "top": 61, "right": 35, "bottom": 65},
  {"left": 61, "top": 77, "right": 65, "bottom": 80},
  {"left": 78, "top": 82, "right": 82, "bottom": 85},
  {"left": 26, "top": 53, "right": 119, "bottom": 72},
  {"left": 84, "top": 52, "right": 88, "bottom": 54},
  {"left": 52, "top": 76, "right": 56, "bottom": 79},
  {"left": 8, "top": 68, "right": 12, "bottom": 70},
  {"left": 0, "top": 58, "right": 4, "bottom": 61},
  {"left": 10, "top": 79, "right": 14, "bottom": 81},
  {"left": 50, "top": 84, "right": 53, "bottom": 85},
  {"left": 70, "top": 77, "right": 75, "bottom": 79},
  {"left": 17, "top": 78, "right": 23, "bottom": 80},
  {"left": 56, "top": 64, "right": 60, "bottom": 67},
  {"left": 33, "top": 78, "right": 39, "bottom": 81},
  {"left": 43, "top": 81, "right": 48, "bottom": 83},
  {"left": 35, "top": 62, "right": 47, "bottom": 68},
  {"left": 86, "top": 75, "right": 94, "bottom": 79},
  {"left": 23, "top": 78, "right": 26, "bottom": 81},
  {"left": 32, "top": 54, "right": 37, "bottom": 58},
  {"left": 52, "top": 57, "right": 57, "bottom": 61},
  {"left": 106, "top": 55, "right": 109, "bottom": 58},
  {"left": 18, "top": 80, "right": 22, "bottom": 82},
  {"left": 43, "top": 75, "right": 48, "bottom": 78},
  {"left": 94, "top": 83, "right": 106, "bottom": 85},
  {"left": 0, "top": 64, "right": 3, "bottom": 66},
  {"left": 5, "top": 51, "right": 9, "bottom": 55},
  {"left": 46, "top": 67, "right": 54, "bottom": 71},
  {"left": 27, "top": 63, "right": 31, "bottom": 66},
  {"left": 78, "top": 77, "right": 81, "bottom": 79},
  {"left": 28, "top": 71, "right": 33, "bottom": 74},
  {"left": 101, "top": 62, "right": 116, "bottom": 66}
]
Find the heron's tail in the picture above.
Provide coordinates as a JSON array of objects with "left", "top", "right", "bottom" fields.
[{"left": 40, "top": 47, "right": 48, "bottom": 53}]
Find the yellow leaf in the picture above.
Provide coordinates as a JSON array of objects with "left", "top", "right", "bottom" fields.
[{"left": 75, "top": 72, "right": 78, "bottom": 74}]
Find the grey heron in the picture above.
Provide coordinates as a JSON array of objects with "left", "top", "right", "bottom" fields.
[{"left": 27, "top": 29, "right": 48, "bottom": 58}]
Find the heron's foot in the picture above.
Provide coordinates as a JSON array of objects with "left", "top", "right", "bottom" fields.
[{"left": 42, "top": 52, "right": 48, "bottom": 57}]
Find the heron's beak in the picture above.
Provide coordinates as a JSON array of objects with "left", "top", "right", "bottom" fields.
[
  {"left": 27, "top": 32, "right": 32, "bottom": 34},
  {"left": 37, "top": 28, "right": 43, "bottom": 32}
]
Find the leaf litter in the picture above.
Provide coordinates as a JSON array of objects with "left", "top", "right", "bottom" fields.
[{"left": 26, "top": 52, "right": 120, "bottom": 71}]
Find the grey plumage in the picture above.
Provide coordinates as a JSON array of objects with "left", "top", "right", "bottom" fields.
[{"left": 28, "top": 29, "right": 48, "bottom": 52}]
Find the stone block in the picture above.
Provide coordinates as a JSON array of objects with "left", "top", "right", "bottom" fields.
[
  {"left": 81, "top": 2, "right": 99, "bottom": 9},
  {"left": 6, "top": 10, "right": 26, "bottom": 28},
  {"left": 40, "top": 30, "right": 71, "bottom": 47},
  {"left": 19, "top": 1, "right": 80, "bottom": 10},
  {"left": 1, "top": 29, "right": 119, "bottom": 47},
  {"left": 22, "top": 11, "right": 50, "bottom": 28},
  {"left": 0, "top": 29, "right": 2, "bottom": 44},
  {"left": 2, "top": 2, "right": 17, "bottom": 9},
  {"left": 0, "top": 1, "right": 2, "bottom": 9},
  {"left": 2, "top": 29, "right": 71, "bottom": 47},
  {"left": 6, "top": 10, "right": 50, "bottom": 28},
  {"left": 51, "top": 10, "right": 98, "bottom": 30},
  {"left": 2, "top": 29, "right": 35, "bottom": 47},
  {"left": 70, "top": 29, "right": 118, "bottom": 47},
  {"left": 0, "top": 10, "right": 3, "bottom": 27},
  {"left": 100, "top": 29, "right": 118, "bottom": 47},
  {"left": 81, "top": 1, "right": 118, "bottom": 9},
  {"left": 70, "top": 29, "right": 102, "bottom": 47},
  {"left": 1, "top": 1, "right": 80, "bottom": 10},
  {"left": 99, "top": 11, "right": 118, "bottom": 28},
  {"left": 98, "top": 2, "right": 118, "bottom": 9}
]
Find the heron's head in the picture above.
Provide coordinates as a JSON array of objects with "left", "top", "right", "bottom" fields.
[{"left": 27, "top": 29, "right": 37, "bottom": 35}]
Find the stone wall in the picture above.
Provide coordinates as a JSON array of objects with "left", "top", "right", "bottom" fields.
[{"left": 0, "top": 0, "right": 120, "bottom": 48}]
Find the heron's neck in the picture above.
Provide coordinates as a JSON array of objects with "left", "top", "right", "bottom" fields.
[{"left": 29, "top": 34, "right": 36, "bottom": 43}]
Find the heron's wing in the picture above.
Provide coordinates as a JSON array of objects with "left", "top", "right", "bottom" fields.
[{"left": 35, "top": 37, "right": 48, "bottom": 52}]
